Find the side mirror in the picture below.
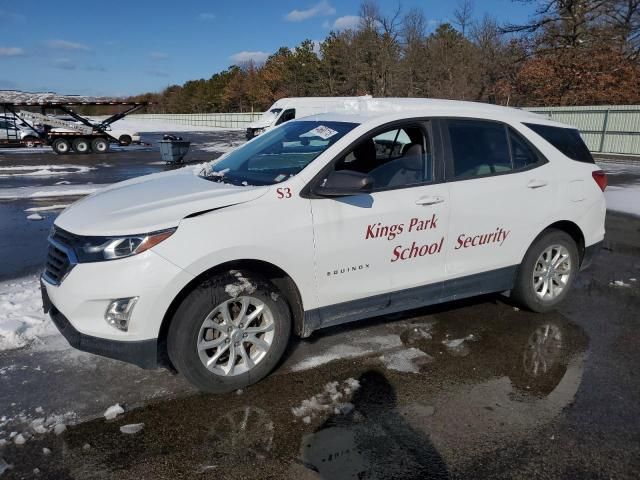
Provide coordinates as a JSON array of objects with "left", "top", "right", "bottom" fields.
[{"left": 315, "top": 170, "right": 374, "bottom": 197}]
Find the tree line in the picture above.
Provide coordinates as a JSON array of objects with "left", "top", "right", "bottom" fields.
[{"left": 127, "top": 0, "right": 640, "bottom": 112}]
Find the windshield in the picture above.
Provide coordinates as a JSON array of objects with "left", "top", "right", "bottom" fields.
[
  {"left": 201, "top": 120, "right": 358, "bottom": 186},
  {"left": 258, "top": 108, "right": 283, "bottom": 124}
]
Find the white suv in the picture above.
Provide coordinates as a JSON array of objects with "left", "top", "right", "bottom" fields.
[{"left": 41, "top": 99, "right": 606, "bottom": 392}]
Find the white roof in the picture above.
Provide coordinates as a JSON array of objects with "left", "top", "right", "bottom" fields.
[{"left": 291, "top": 97, "right": 569, "bottom": 128}]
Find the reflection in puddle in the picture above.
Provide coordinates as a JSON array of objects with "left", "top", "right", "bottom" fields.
[{"left": 0, "top": 305, "right": 589, "bottom": 479}]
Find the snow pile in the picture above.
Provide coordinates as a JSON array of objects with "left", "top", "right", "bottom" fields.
[
  {"left": 103, "top": 404, "right": 124, "bottom": 420},
  {"left": 24, "top": 204, "right": 69, "bottom": 213},
  {"left": 442, "top": 334, "right": 476, "bottom": 349},
  {"left": 0, "top": 275, "right": 59, "bottom": 351},
  {"left": 604, "top": 184, "right": 640, "bottom": 217},
  {"left": 291, "top": 378, "right": 360, "bottom": 424},
  {"left": 0, "top": 183, "right": 110, "bottom": 200},
  {"left": 291, "top": 334, "right": 404, "bottom": 372},
  {"left": 120, "top": 423, "right": 144, "bottom": 434},
  {"left": 0, "top": 457, "right": 12, "bottom": 475},
  {"left": 0, "top": 165, "right": 94, "bottom": 178},
  {"left": 0, "top": 411, "right": 75, "bottom": 449},
  {"left": 225, "top": 271, "right": 256, "bottom": 298},
  {"left": 609, "top": 280, "right": 631, "bottom": 288},
  {"left": 0, "top": 90, "right": 100, "bottom": 104},
  {"left": 379, "top": 347, "right": 431, "bottom": 373}
]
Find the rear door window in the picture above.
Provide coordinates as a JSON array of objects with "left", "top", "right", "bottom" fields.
[
  {"left": 447, "top": 120, "right": 512, "bottom": 179},
  {"left": 523, "top": 123, "right": 594, "bottom": 164},
  {"left": 509, "top": 128, "right": 542, "bottom": 169}
]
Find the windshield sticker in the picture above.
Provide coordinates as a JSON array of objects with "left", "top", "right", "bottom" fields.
[
  {"left": 301, "top": 125, "right": 339, "bottom": 140},
  {"left": 274, "top": 174, "right": 287, "bottom": 182}
]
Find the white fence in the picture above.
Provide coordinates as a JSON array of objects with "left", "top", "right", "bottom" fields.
[
  {"left": 129, "top": 113, "right": 262, "bottom": 129},
  {"left": 130, "top": 106, "right": 640, "bottom": 155}
]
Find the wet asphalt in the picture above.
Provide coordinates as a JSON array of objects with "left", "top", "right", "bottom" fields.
[{"left": 0, "top": 142, "right": 639, "bottom": 479}]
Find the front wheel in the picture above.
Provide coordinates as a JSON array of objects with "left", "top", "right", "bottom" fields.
[
  {"left": 22, "top": 136, "right": 38, "bottom": 148},
  {"left": 512, "top": 229, "right": 579, "bottom": 313},
  {"left": 167, "top": 271, "right": 291, "bottom": 393}
]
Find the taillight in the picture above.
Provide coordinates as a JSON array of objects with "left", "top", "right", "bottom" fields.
[{"left": 592, "top": 170, "right": 607, "bottom": 192}]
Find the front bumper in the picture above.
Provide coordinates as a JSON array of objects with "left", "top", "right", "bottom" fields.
[{"left": 48, "top": 300, "right": 158, "bottom": 369}]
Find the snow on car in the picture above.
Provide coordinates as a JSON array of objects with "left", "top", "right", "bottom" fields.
[{"left": 40, "top": 98, "right": 606, "bottom": 393}]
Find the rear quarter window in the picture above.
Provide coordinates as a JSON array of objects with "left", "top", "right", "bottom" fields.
[{"left": 523, "top": 123, "right": 594, "bottom": 164}]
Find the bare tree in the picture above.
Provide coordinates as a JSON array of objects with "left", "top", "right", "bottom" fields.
[{"left": 454, "top": 0, "right": 475, "bottom": 36}]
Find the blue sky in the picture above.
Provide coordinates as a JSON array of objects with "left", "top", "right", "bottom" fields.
[{"left": 0, "top": 0, "right": 536, "bottom": 97}]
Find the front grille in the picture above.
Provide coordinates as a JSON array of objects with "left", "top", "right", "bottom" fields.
[{"left": 43, "top": 227, "right": 79, "bottom": 285}]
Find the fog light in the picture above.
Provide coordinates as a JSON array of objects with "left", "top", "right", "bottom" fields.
[{"left": 105, "top": 297, "right": 138, "bottom": 332}]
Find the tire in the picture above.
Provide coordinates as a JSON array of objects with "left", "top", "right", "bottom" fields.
[
  {"left": 22, "top": 136, "right": 37, "bottom": 148},
  {"left": 512, "top": 229, "right": 579, "bottom": 313},
  {"left": 52, "top": 138, "right": 71, "bottom": 155},
  {"left": 167, "top": 271, "right": 291, "bottom": 393},
  {"left": 91, "top": 137, "right": 109, "bottom": 153},
  {"left": 119, "top": 135, "right": 132, "bottom": 146},
  {"left": 72, "top": 137, "right": 91, "bottom": 154}
]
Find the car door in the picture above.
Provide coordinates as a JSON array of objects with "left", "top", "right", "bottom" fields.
[
  {"left": 308, "top": 120, "right": 450, "bottom": 326},
  {"left": 443, "top": 118, "right": 553, "bottom": 290}
]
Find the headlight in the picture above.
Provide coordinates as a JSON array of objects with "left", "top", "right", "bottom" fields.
[{"left": 77, "top": 228, "right": 176, "bottom": 262}]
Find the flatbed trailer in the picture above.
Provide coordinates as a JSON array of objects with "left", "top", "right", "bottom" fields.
[{"left": 0, "top": 101, "right": 150, "bottom": 154}]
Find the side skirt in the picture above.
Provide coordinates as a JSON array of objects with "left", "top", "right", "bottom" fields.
[{"left": 303, "top": 265, "right": 518, "bottom": 335}]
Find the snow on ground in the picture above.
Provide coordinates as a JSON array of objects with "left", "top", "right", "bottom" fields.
[
  {"left": 291, "top": 378, "right": 360, "bottom": 423},
  {"left": 605, "top": 184, "right": 640, "bottom": 217},
  {"left": 0, "top": 165, "right": 94, "bottom": 178},
  {"left": 103, "top": 404, "right": 124, "bottom": 421},
  {"left": 597, "top": 159, "right": 640, "bottom": 175},
  {"left": 0, "top": 275, "right": 58, "bottom": 351},
  {"left": 24, "top": 204, "right": 69, "bottom": 213},
  {"left": 595, "top": 160, "right": 640, "bottom": 217},
  {"left": 291, "top": 334, "right": 404, "bottom": 372},
  {"left": 199, "top": 140, "right": 244, "bottom": 153},
  {"left": 0, "top": 183, "right": 110, "bottom": 200},
  {"left": 379, "top": 348, "right": 431, "bottom": 373},
  {"left": 120, "top": 423, "right": 144, "bottom": 435}
]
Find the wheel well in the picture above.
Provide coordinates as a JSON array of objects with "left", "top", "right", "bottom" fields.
[
  {"left": 156, "top": 259, "right": 305, "bottom": 369},
  {"left": 541, "top": 221, "right": 586, "bottom": 263}
]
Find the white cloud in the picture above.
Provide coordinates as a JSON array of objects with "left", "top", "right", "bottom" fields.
[
  {"left": 150, "top": 52, "right": 169, "bottom": 60},
  {"left": 0, "top": 47, "right": 25, "bottom": 57},
  {"left": 230, "top": 51, "right": 270, "bottom": 64},
  {"left": 46, "top": 39, "right": 90, "bottom": 51},
  {"left": 285, "top": 0, "right": 335, "bottom": 22},
  {"left": 199, "top": 12, "right": 216, "bottom": 21},
  {"left": 330, "top": 15, "right": 362, "bottom": 31}
]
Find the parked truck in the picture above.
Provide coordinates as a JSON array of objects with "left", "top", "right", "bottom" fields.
[{"left": 0, "top": 101, "right": 149, "bottom": 154}]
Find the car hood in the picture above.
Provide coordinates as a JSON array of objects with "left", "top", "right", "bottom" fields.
[
  {"left": 55, "top": 167, "right": 269, "bottom": 236},
  {"left": 247, "top": 120, "right": 273, "bottom": 129}
]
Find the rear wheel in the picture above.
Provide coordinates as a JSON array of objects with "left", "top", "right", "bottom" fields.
[
  {"left": 52, "top": 138, "right": 71, "bottom": 155},
  {"left": 167, "top": 271, "right": 291, "bottom": 393},
  {"left": 91, "top": 137, "right": 109, "bottom": 153},
  {"left": 119, "top": 134, "right": 132, "bottom": 146},
  {"left": 72, "top": 137, "right": 91, "bottom": 154},
  {"left": 512, "top": 229, "right": 579, "bottom": 312}
]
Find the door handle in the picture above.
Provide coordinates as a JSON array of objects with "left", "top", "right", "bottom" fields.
[
  {"left": 415, "top": 196, "right": 445, "bottom": 206},
  {"left": 527, "top": 179, "right": 548, "bottom": 189}
]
